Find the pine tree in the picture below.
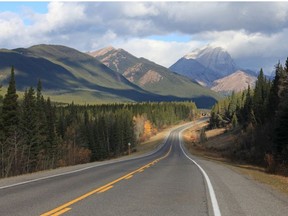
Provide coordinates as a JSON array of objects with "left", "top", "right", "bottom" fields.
[
  {"left": 273, "top": 58, "right": 288, "bottom": 158},
  {"left": 242, "top": 85, "right": 256, "bottom": 127},
  {"left": 253, "top": 69, "right": 270, "bottom": 124},
  {"left": 21, "top": 87, "right": 38, "bottom": 172},
  {"left": 45, "top": 97, "right": 57, "bottom": 168},
  {"left": 0, "top": 84, "right": 3, "bottom": 142},
  {"left": 268, "top": 63, "right": 284, "bottom": 118},
  {"left": 274, "top": 106, "right": 288, "bottom": 159},
  {"left": 2, "top": 66, "right": 19, "bottom": 139},
  {"left": 1, "top": 67, "right": 20, "bottom": 177}
]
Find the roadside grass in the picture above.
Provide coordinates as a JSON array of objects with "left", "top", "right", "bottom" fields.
[{"left": 183, "top": 124, "right": 288, "bottom": 195}]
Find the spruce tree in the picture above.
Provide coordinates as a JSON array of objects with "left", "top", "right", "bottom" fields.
[
  {"left": 2, "top": 66, "right": 19, "bottom": 139},
  {"left": 253, "top": 69, "right": 270, "bottom": 124},
  {"left": 21, "top": 87, "right": 38, "bottom": 172},
  {"left": 268, "top": 63, "right": 284, "bottom": 118},
  {"left": 45, "top": 97, "right": 57, "bottom": 167},
  {"left": 0, "top": 85, "right": 3, "bottom": 142},
  {"left": 1, "top": 67, "right": 20, "bottom": 177},
  {"left": 242, "top": 85, "right": 256, "bottom": 127}
]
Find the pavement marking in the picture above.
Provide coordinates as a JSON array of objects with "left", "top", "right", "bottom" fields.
[
  {"left": 50, "top": 208, "right": 71, "bottom": 216},
  {"left": 125, "top": 175, "right": 133, "bottom": 180},
  {"left": 40, "top": 145, "right": 172, "bottom": 216},
  {"left": 179, "top": 127, "right": 222, "bottom": 216},
  {"left": 97, "top": 185, "right": 114, "bottom": 194},
  {"left": 1, "top": 121, "right": 199, "bottom": 191}
]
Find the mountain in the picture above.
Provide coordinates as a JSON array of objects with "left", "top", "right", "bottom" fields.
[
  {"left": 170, "top": 45, "right": 239, "bottom": 86},
  {"left": 0, "top": 44, "right": 219, "bottom": 108},
  {"left": 211, "top": 70, "right": 257, "bottom": 94},
  {"left": 88, "top": 46, "right": 220, "bottom": 105},
  {"left": 169, "top": 57, "right": 220, "bottom": 87}
]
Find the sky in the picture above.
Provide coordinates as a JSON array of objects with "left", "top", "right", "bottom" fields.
[{"left": 1, "top": 1, "right": 288, "bottom": 75}]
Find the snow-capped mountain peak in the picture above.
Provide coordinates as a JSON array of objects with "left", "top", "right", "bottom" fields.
[{"left": 182, "top": 45, "right": 238, "bottom": 77}]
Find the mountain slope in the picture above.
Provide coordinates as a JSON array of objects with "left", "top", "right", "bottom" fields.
[
  {"left": 89, "top": 47, "right": 220, "bottom": 102},
  {"left": 211, "top": 70, "right": 257, "bottom": 94},
  {"left": 170, "top": 45, "right": 240, "bottom": 87},
  {"left": 0, "top": 45, "right": 166, "bottom": 103},
  {"left": 169, "top": 57, "right": 220, "bottom": 87}
]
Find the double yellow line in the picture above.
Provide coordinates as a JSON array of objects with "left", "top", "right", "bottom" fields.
[{"left": 41, "top": 145, "right": 172, "bottom": 216}]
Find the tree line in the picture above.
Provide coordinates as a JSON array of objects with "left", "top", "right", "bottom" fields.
[
  {"left": 209, "top": 58, "right": 288, "bottom": 173},
  {"left": 0, "top": 67, "right": 198, "bottom": 177}
]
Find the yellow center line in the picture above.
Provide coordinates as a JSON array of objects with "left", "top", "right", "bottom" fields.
[
  {"left": 40, "top": 145, "right": 172, "bottom": 216},
  {"left": 50, "top": 208, "right": 71, "bottom": 216},
  {"left": 97, "top": 185, "right": 114, "bottom": 194},
  {"left": 125, "top": 175, "right": 133, "bottom": 180}
]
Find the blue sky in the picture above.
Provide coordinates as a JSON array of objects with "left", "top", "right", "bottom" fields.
[
  {"left": 1, "top": 2, "right": 48, "bottom": 13},
  {"left": 0, "top": 2, "right": 288, "bottom": 74}
]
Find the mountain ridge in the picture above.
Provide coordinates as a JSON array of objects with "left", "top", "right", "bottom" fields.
[
  {"left": 0, "top": 44, "right": 219, "bottom": 108},
  {"left": 89, "top": 46, "right": 220, "bottom": 101}
]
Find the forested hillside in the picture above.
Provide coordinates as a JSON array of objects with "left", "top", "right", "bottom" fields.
[
  {"left": 209, "top": 58, "right": 288, "bottom": 173},
  {"left": 0, "top": 68, "right": 197, "bottom": 178}
]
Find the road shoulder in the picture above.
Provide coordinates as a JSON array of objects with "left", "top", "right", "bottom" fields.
[{"left": 182, "top": 123, "right": 288, "bottom": 216}]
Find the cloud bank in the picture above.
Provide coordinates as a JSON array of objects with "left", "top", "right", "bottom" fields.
[{"left": 1, "top": 2, "right": 288, "bottom": 74}]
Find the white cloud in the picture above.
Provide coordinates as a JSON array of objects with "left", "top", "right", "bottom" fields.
[
  {"left": 0, "top": 1, "right": 287, "bottom": 74},
  {"left": 33, "top": 2, "right": 87, "bottom": 34},
  {"left": 122, "top": 2, "right": 159, "bottom": 17},
  {"left": 197, "top": 29, "right": 288, "bottom": 73},
  {"left": 112, "top": 38, "right": 205, "bottom": 68}
]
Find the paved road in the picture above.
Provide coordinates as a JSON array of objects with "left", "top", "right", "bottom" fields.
[{"left": 0, "top": 119, "right": 287, "bottom": 216}]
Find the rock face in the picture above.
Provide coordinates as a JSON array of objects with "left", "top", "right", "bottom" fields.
[
  {"left": 211, "top": 70, "right": 257, "bottom": 94},
  {"left": 170, "top": 45, "right": 258, "bottom": 94},
  {"left": 170, "top": 45, "right": 240, "bottom": 87},
  {"left": 184, "top": 46, "right": 238, "bottom": 77},
  {"left": 169, "top": 57, "right": 220, "bottom": 87}
]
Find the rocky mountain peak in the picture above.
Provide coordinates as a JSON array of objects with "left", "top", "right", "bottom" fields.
[{"left": 185, "top": 45, "right": 238, "bottom": 77}]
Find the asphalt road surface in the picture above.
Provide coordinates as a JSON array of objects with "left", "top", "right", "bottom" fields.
[{"left": 0, "top": 119, "right": 287, "bottom": 216}]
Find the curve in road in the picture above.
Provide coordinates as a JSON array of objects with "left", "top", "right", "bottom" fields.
[{"left": 0, "top": 119, "right": 219, "bottom": 216}]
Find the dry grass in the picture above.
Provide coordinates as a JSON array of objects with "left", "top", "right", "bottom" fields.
[{"left": 183, "top": 124, "right": 288, "bottom": 195}]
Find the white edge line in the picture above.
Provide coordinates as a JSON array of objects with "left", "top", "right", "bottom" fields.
[
  {"left": 0, "top": 121, "right": 195, "bottom": 190},
  {"left": 179, "top": 125, "right": 221, "bottom": 216}
]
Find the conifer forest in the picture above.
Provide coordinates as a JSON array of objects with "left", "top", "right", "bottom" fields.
[
  {"left": 0, "top": 67, "right": 197, "bottom": 177},
  {"left": 209, "top": 59, "right": 288, "bottom": 173}
]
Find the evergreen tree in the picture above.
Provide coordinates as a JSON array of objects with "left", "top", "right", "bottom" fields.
[
  {"left": 242, "top": 85, "right": 256, "bottom": 127},
  {"left": 45, "top": 98, "right": 57, "bottom": 168},
  {"left": 273, "top": 58, "right": 288, "bottom": 158},
  {"left": 0, "top": 84, "right": 3, "bottom": 142},
  {"left": 21, "top": 87, "right": 38, "bottom": 172},
  {"left": 1, "top": 67, "right": 20, "bottom": 177},
  {"left": 268, "top": 63, "right": 284, "bottom": 118},
  {"left": 253, "top": 69, "right": 270, "bottom": 124},
  {"left": 274, "top": 106, "right": 288, "bottom": 158},
  {"left": 2, "top": 66, "right": 19, "bottom": 139}
]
